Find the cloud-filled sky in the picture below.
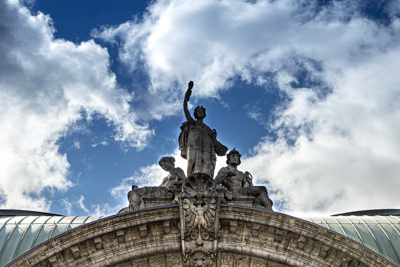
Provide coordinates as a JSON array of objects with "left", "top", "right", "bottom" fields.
[{"left": 1, "top": 0, "right": 399, "bottom": 217}]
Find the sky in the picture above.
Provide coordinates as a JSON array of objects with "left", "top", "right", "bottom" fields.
[{"left": 1, "top": 0, "right": 400, "bottom": 217}]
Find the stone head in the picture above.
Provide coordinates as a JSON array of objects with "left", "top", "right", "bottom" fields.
[
  {"left": 194, "top": 105, "right": 206, "bottom": 120},
  {"left": 226, "top": 148, "right": 241, "bottom": 166},
  {"left": 159, "top": 156, "right": 175, "bottom": 171}
]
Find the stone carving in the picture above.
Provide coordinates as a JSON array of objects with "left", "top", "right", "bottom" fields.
[
  {"left": 179, "top": 173, "right": 220, "bottom": 267},
  {"left": 117, "top": 157, "right": 185, "bottom": 213},
  {"left": 215, "top": 149, "right": 273, "bottom": 211},
  {"left": 125, "top": 185, "right": 172, "bottom": 211},
  {"left": 159, "top": 156, "right": 186, "bottom": 191},
  {"left": 179, "top": 81, "right": 228, "bottom": 178}
]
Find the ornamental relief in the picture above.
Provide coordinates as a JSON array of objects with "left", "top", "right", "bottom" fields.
[{"left": 179, "top": 173, "right": 220, "bottom": 267}]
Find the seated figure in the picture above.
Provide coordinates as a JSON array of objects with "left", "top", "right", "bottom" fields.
[
  {"left": 159, "top": 156, "right": 186, "bottom": 190},
  {"left": 215, "top": 149, "right": 273, "bottom": 211},
  {"left": 119, "top": 157, "right": 186, "bottom": 213}
]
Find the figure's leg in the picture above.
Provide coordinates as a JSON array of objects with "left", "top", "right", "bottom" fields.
[
  {"left": 245, "top": 186, "right": 273, "bottom": 211},
  {"left": 259, "top": 191, "right": 273, "bottom": 211}
]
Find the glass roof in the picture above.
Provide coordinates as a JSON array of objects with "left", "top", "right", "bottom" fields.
[
  {"left": 302, "top": 215, "right": 400, "bottom": 266},
  {"left": 0, "top": 215, "right": 103, "bottom": 267}
]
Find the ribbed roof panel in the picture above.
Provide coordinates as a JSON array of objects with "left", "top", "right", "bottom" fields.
[
  {"left": 0, "top": 215, "right": 103, "bottom": 267},
  {"left": 302, "top": 215, "right": 400, "bottom": 266}
]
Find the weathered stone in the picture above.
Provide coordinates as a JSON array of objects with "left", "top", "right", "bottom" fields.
[
  {"left": 117, "top": 157, "right": 187, "bottom": 214},
  {"left": 94, "top": 236, "right": 103, "bottom": 250},
  {"left": 8, "top": 206, "right": 395, "bottom": 267},
  {"left": 215, "top": 149, "right": 273, "bottom": 210},
  {"left": 179, "top": 81, "right": 228, "bottom": 177},
  {"left": 179, "top": 173, "right": 220, "bottom": 267}
]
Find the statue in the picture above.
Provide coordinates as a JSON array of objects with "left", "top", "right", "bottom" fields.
[
  {"left": 215, "top": 149, "right": 273, "bottom": 210},
  {"left": 179, "top": 81, "right": 228, "bottom": 177},
  {"left": 159, "top": 156, "right": 186, "bottom": 190},
  {"left": 118, "top": 156, "right": 185, "bottom": 213}
]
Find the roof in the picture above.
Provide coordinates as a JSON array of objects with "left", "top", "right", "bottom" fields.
[
  {"left": 1, "top": 210, "right": 400, "bottom": 266},
  {"left": 302, "top": 215, "right": 400, "bottom": 266},
  {"left": 333, "top": 209, "right": 400, "bottom": 216},
  {"left": 0, "top": 214, "right": 103, "bottom": 267},
  {"left": 0, "top": 210, "right": 61, "bottom": 217}
]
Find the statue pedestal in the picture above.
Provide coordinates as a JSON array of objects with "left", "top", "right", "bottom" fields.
[
  {"left": 142, "top": 197, "right": 176, "bottom": 208},
  {"left": 227, "top": 196, "right": 255, "bottom": 208}
]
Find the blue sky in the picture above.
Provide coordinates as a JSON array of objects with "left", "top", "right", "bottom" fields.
[{"left": 1, "top": 0, "right": 400, "bottom": 217}]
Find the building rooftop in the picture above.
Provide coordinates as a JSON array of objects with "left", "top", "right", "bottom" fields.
[
  {"left": 1, "top": 209, "right": 400, "bottom": 266},
  {"left": 303, "top": 215, "right": 400, "bottom": 266},
  {"left": 0, "top": 210, "right": 104, "bottom": 267}
]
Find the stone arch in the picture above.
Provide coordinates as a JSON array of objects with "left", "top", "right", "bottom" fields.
[{"left": 8, "top": 206, "right": 393, "bottom": 267}]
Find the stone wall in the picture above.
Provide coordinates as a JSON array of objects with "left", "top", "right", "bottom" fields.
[{"left": 8, "top": 205, "right": 394, "bottom": 267}]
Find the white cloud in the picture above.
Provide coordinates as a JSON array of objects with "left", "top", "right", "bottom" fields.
[
  {"left": 0, "top": 1, "right": 152, "bottom": 211},
  {"left": 91, "top": 141, "right": 108, "bottom": 148},
  {"left": 243, "top": 47, "right": 400, "bottom": 216},
  {"left": 98, "top": 0, "right": 400, "bottom": 215},
  {"left": 62, "top": 198, "right": 72, "bottom": 215},
  {"left": 73, "top": 140, "right": 81, "bottom": 149},
  {"left": 77, "top": 195, "right": 89, "bottom": 213},
  {"left": 91, "top": 203, "right": 116, "bottom": 217}
]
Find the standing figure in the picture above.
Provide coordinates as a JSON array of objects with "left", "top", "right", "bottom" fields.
[
  {"left": 215, "top": 149, "right": 273, "bottom": 210},
  {"left": 179, "top": 81, "right": 228, "bottom": 177},
  {"left": 159, "top": 156, "right": 186, "bottom": 190}
]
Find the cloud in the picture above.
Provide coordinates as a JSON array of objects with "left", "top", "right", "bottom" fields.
[
  {"left": 61, "top": 198, "right": 72, "bottom": 215},
  {"left": 73, "top": 140, "right": 81, "bottom": 149},
  {"left": 91, "top": 141, "right": 108, "bottom": 148},
  {"left": 242, "top": 46, "right": 400, "bottom": 215},
  {"left": 98, "top": 0, "right": 400, "bottom": 215},
  {"left": 0, "top": 1, "right": 153, "bottom": 211},
  {"left": 77, "top": 195, "right": 89, "bottom": 213}
]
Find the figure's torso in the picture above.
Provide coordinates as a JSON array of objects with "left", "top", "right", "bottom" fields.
[{"left": 221, "top": 167, "right": 246, "bottom": 192}]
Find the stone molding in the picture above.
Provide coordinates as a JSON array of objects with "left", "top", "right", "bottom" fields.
[{"left": 8, "top": 206, "right": 395, "bottom": 267}]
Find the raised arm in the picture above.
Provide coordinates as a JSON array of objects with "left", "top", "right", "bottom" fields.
[{"left": 183, "top": 81, "right": 194, "bottom": 121}]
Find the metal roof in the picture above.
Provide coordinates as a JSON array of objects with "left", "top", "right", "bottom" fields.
[
  {"left": 302, "top": 215, "right": 400, "bottom": 266},
  {"left": 332, "top": 209, "right": 400, "bottom": 216},
  {"left": 0, "top": 215, "right": 103, "bottom": 267},
  {"left": 0, "top": 210, "right": 61, "bottom": 217}
]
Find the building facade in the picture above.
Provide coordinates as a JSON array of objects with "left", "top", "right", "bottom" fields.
[{"left": 1, "top": 206, "right": 399, "bottom": 266}]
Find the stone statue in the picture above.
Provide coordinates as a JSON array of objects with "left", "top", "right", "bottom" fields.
[
  {"left": 215, "top": 149, "right": 273, "bottom": 210},
  {"left": 118, "top": 157, "right": 184, "bottom": 213},
  {"left": 179, "top": 81, "right": 228, "bottom": 177},
  {"left": 126, "top": 184, "right": 172, "bottom": 211},
  {"left": 159, "top": 156, "right": 186, "bottom": 190}
]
